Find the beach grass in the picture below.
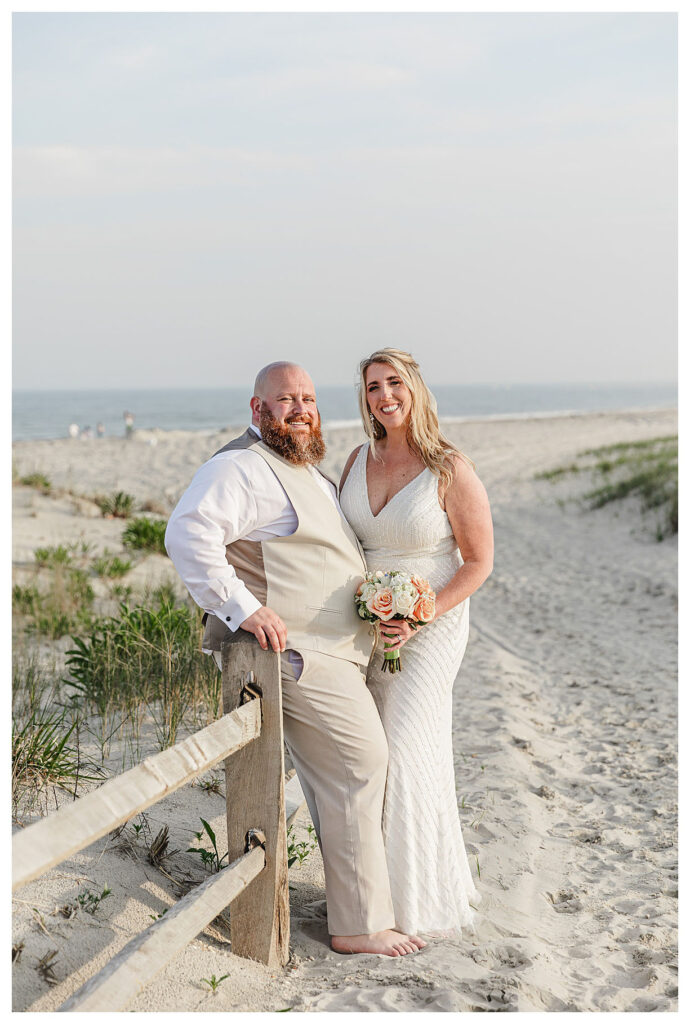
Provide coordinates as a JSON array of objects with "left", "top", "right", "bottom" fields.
[
  {"left": 63, "top": 590, "right": 220, "bottom": 753},
  {"left": 13, "top": 564, "right": 96, "bottom": 639},
  {"left": 95, "top": 491, "right": 136, "bottom": 519},
  {"left": 12, "top": 655, "right": 102, "bottom": 818},
  {"left": 123, "top": 517, "right": 168, "bottom": 555},
  {"left": 92, "top": 551, "right": 133, "bottom": 578},
  {"left": 18, "top": 472, "right": 51, "bottom": 493},
  {"left": 536, "top": 435, "right": 677, "bottom": 539},
  {"left": 34, "top": 543, "right": 74, "bottom": 568}
]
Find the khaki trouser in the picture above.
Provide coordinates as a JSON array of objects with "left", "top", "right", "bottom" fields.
[{"left": 215, "top": 647, "right": 395, "bottom": 935}]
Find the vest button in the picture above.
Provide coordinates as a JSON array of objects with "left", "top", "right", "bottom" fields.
[{"left": 226, "top": 616, "right": 231, "bottom": 621}]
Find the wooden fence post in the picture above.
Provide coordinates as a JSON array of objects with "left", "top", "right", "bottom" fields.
[{"left": 221, "top": 636, "right": 289, "bottom": 968}]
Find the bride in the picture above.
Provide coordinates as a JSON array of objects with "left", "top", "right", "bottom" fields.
[{"left": 339, "top": 348, "right": 494, "bottom": 937}]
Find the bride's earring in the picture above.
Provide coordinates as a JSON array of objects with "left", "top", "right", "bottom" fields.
[{"left": 370, "top": 412, "right": 384, "bottom": 439}]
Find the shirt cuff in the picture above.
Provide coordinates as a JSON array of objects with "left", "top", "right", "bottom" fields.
[{"left": 214, "top": 589, "right": 262, "bottom": 632}]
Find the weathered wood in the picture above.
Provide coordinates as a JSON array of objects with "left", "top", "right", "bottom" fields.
[
  {"left": 13, "top": 703, "right": 261, "bottom": 893},
  {"left": 285, "top": 773, "right": 306, "bottom": 829},
  {"left": 222, "top": 636, "right": 289, "bottom": 967},
  {"left": 58, "top": 845, "right": 266, "bottom": 1012}
]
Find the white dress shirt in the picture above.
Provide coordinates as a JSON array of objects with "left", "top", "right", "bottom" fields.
[{"left": 165, "top": 425, "right": 342, "bottom": 632}]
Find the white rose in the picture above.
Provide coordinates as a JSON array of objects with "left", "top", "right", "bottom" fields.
[
  {"left": 359, "top": 582, "right": 376, "bottom": 603},
  {"left": 392, "top": 586, "right": 416, "bottom": 618}
]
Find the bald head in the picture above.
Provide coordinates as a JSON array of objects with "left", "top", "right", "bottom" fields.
[
  {"left": 250, "top": 361, "right": 318, "bottom": 427},
  {"left": 254, "top": 361, "right": 308, "bottom": 399}
]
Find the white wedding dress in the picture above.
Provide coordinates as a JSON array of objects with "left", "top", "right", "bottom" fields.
[{"left": 340, "top": 443, "right": 481, "bottom": 936}]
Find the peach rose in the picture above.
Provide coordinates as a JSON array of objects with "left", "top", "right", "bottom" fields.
[
  {"left": 412, "top": 593, "right": 435, "bottom": 622},
  {"left": 366, "top": 587, "right": 395, "bottom": 621},
  {"left": 411, "top": 574, "right": 434, "bottom": 596}
]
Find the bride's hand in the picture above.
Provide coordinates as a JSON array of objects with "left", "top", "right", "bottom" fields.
[{"left": 380, "top": 619, "right": 422, "bottom": 650}]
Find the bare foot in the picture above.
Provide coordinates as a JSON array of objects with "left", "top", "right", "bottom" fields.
[{"left": 331, "top": 929, "right": 427, "bottom": 956}]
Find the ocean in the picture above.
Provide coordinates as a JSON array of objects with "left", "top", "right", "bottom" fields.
[{"left": 12, "top": 383, "right": 677, "bottom": 442}]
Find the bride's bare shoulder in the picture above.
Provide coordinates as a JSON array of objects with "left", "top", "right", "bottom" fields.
[{"left": 339, "top": 444, "right": 365, "bottom": 491}]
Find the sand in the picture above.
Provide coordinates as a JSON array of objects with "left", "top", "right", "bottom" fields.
[{"left": 11, "top": 408, "right": 678, "bottom": 1012}]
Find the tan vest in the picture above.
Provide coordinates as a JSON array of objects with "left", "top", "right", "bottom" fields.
[{"left": 202, "top": 430, "right": 373, "bottom": 666}]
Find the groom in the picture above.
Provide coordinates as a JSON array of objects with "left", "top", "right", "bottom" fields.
[{"left": 165, "top": 361, "right": 424, "bottom": 956}]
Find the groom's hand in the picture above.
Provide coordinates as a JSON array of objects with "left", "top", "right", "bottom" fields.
[{"left": 239, "top": 607, "right": 287, "bottom": 653}]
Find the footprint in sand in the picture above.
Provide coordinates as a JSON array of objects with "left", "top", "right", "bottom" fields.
[
  {"left": 304, "top": 983, "right": 463, "bottom": 1012},
  {"left": 547, "top": 890, "right": 584, "bottom": 913},
  {"left": 493, "top": 944, "right": 535, "bottom": 970},
  {"left": 466, "top": 975, "right": 520, "bottom": 1011}
]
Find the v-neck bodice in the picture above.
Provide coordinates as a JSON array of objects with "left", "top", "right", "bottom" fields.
[{"left": 339, "top": 442, "right": 462, "bottom": 591}]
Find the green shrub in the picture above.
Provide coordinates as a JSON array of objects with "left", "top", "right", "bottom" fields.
[
  {"left": 13, "top": 584, "right": 40, "bottom": 617},
  {"left": 92, "top": 552, "right": 133, "bottom": 578},
  {"left": 122, "top": 517, "right": 168, "bottom": 555},
  {"left": 34, "top": 544, "right": 73, "bottom": 568},
  {"left": 19, "top": 472, "right": 51, "bottom": 493},
  {"left": 13, "top": 566, "right": 95, "bottom": 639},
  {"left": 96, "top": 491, "right": 136, "bottom": 519}
]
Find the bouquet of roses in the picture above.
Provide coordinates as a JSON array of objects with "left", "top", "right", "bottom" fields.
[{"left": 355, "top": 570, "right": 436, "bottom": 673}]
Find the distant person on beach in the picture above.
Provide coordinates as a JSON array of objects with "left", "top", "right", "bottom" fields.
[
  {"left": 339, "top": 348, "right": 494, "bottom": 937},
  {"left": 68, "top": 423, "right": 79, "bottom": 439},
  {"left": 97, "top": 422, "right": 105, "bottom": 438},
  {"left": 123, "top": 411, "right": 134, "bottom": 438},
  {"left": 166, "top": 362, "right": 425, "bottom": 958}
]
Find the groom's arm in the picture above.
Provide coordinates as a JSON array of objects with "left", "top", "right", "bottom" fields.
[{"left": 165, "top": 452, "right": 288, "bottom": 651}]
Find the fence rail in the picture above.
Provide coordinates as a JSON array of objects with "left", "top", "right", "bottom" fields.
[{"left": 12, "top": 637, "right": 304, "bottom": 1012}]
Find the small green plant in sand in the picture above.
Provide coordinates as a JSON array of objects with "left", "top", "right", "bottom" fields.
[
  {"left": 187, "top": 818, "right": 228, "bottom": 873},
  {"left": 13, "top": 566, "right": 95, "bottom": 639},
  {"left": 95, "top": 491, "right": 136, "bottom": 519},
  {"left": 194, "top": 773, "right": 224, "bottom": 796},
  {"left": 12, "top": 707, "right": 82, "bottom": 817},
  {"left": 34, "top": 544, "right": 73, "bottom": 568},
  {"left": 92, "top": 551, "right": 133, "bottom": 578},
  {"left": 534, "top": 463, "right": 581, "bottom": 481},
  {"left": 535, "top": 434, "right": 677, "bottom": 539},
  {"left": 19, "top": 472, "right": 51, "bottom": 493},
  {"left": 287, "top": 824, "right": 318, "bottom": 868},
  {"left": 123, "top": 516, "right": 168, "bottom": 555},
  {"left": 200, "top": 974, "right": 230, "bottom": 994},
  {"left": 12, "top": 656, "right": 103, "bottom": 817},
  {"left": 74, "top": 884, "right": 112, "bottom": 915},
  {"left": 110, "top": 583, "right": 134, "bottom": 603}
]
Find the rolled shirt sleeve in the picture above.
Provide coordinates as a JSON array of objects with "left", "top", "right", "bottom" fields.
[{"left": 165, "top": 453, "right": 268, "bottom": 631}]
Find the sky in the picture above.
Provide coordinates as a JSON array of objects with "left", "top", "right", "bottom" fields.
[{"left": 12, "top": 12, "right": 677, "bottom": 390}]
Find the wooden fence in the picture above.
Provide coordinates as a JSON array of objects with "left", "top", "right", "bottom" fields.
[{"left": 12, "top": 636, "right": 305, "bottom": 1012}]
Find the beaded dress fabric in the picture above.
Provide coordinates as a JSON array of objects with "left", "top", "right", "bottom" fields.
[{"left": 340, "top": 442, "right": 481, "bottom": 936}]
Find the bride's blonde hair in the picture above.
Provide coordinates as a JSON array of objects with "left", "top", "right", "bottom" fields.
[{"left": 357, "top": 348, "right": 475, "bottom": 491}]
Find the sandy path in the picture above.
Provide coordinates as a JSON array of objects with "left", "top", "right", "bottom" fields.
[{"left": 12, "top": 409, "right": 677, "bottom": 1011}]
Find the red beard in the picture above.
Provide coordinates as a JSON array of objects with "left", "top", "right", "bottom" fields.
[{"left": 259, "top": 407, "right": 326, "bottom": 466}]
